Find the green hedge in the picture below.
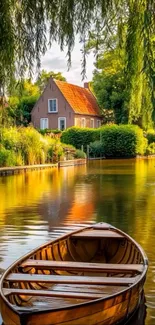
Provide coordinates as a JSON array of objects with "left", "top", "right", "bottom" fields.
[
  {"left": 38, "top": 128, "right": 62, "bottom": 135},
  {"left": 89, "top": 141, "right": 105, "bottom": 158},
  {"left": 61, "top": 125, "right": 147, "bottom": 158},
  {"left": 61, "top": 127, "right": 101, "bottom": 150},
  {"left": 100, "top": 125, "right": 147, "bottom": 158}
]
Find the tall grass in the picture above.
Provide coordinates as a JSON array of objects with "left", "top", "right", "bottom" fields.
[{"left": 0, "top": 127, "right": 65, "bottom": 167}]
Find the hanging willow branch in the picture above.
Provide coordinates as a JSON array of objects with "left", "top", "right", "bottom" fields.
[{"left": 0, "top": 0, "right": 155, "bottom": 101}]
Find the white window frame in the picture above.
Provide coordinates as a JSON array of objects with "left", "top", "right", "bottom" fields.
[
  {"left": 48, "top": 98, "right": 58, "bottom": 113},
  {"left": 97, "top": 120, "right": 101, "bottom": 128},
  {"left": 58, "top": 117, "right": 66, "bottom": 131},
  {"left": 74, "top": 117, "right": 78, "bottom": 127},
  {"left": 40, "top": 118, "right": 49, "bottom": 130},
  {"left": 90, "top": 118, "right": 94, "bottom": 128},
  {"left": 81, "top": 118, "right": 86, "bottom": 128}
]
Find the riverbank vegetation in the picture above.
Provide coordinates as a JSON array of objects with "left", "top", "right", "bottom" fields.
[
  {"left": 61, "top": 126, "right": 149, "bottom": 158},
  {"left": 0, "top": 127, "right": 85, "bottom": 168}
]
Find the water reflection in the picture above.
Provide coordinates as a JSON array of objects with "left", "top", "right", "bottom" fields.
[{"left": 0, "top": 159, "right": 155, "bottom": 324}]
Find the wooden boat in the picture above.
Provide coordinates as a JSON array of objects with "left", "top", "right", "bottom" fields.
[{"left": 0, "top": 222, "right": 148, "bottom": 325}]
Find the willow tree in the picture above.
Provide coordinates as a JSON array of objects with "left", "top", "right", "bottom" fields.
[
  {"left": 0, "top": 0, "right": 155, "bottom": 128},
  {"left": 125, "top": 0, "right": 155, "bottom": 128}
]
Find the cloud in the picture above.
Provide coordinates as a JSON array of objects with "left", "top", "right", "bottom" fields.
[
  {"left": 41, "top": 40, "right": 96, "bottom": 86},
  {"left": 41, "top": 55, "right": 67, "bottom": 70}
]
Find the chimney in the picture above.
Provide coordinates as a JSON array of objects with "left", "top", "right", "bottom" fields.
[{"left": 84, "top": 82, "right": 89, "bottom": 89}]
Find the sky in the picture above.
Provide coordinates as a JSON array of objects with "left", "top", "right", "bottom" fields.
[{"left": 41, "top": 40, "right": 96, "bottom": 86}]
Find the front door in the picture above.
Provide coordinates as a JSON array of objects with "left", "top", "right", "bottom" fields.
[
  {"left": 40, "top": 118, "right": 49, "bottom": 130},
  {"left": 58, "top": 117, "right": 66, "bottom": 131}
]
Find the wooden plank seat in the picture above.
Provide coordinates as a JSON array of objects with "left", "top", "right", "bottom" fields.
[
  {"left": 6, "top": 273, "right": 139, "bottom": 286},
  {"left": 3, "top": 288, "right": 104, "bottom": 299},
  {"left": 20, "top": 260, "right": 143, "bottom": 274},
  {"left": 71, "top": 229, "right": 124, "bottom": 239}
]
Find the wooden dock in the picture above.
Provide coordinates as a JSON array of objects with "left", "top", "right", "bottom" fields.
[
  {"left": 0, "top": 164, "right": 57, "bottom": 176},
  {"left": 58, "top": 159, "right": 86, "bottom": 167}
]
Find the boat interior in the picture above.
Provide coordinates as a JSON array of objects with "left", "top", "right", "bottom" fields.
[{"left": 2, "top": 224, "right": 144, "bottom": 311}]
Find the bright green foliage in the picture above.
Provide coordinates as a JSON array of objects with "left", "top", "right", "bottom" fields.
[
  {"left": 6, "top": 73, "right": 66, "bottom": 127},
  {"left": 61, "top": 125, "right": 148, "bottom": 157},
  {"left": 125, "top": 1, "right": 154, "bottom": 127},
  {"left": 0, "top": 145, "right": 18, "bottom": 167},
  {"left": 74, "top": 150, "right": 86, "bottom": 159},
  {"left": 8, "top": 79, "right": 39, "bottom": 98},
  {"left": 87, "top": 34, "right": 127, "bottom": 124},
  {"left": 92, "top": 68, "right": 127, "bottom": 124},
  {"left": 89, "top": 141, "right": 105, "bottom": 158},
  {"left": 86, "top": 1, "right": 155, "bottom": 129},
  {"left": 9, "top": 95, "right": 39, "bottom": 126},
  {"left": 61, "top": 127, "right": 101, "bottom": 150},
  {"left": 7, "top": 79, "right": 40, "bottom": 126},
  {"left": 146, "top": 143, "right": 155, "bottom": 155},
  {"left": 35, "top": 70, "right": 66, "bottom": 93},
  {"left": 0, "top": 126, "right": 77, "bottom": 167},
  {"left": 0, "top": 1, "right": 154, "bottom": 92},
  {"left": 146, "top": 131, "right": 155, "bottom": 144},
  {"left": 38, "top": 129, "right": 62, "bottom": 135},
  {"left": 100, "top": 125, "right": 147, "bottom": 157}
]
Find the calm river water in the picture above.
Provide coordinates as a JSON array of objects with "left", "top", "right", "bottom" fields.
[{"left": 0, "top": 159, "right": 155, "bottom": 324}]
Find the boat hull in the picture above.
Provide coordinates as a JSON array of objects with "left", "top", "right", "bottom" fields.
[
  {"left": 0, "top": 223, "right": 148, "bottom": 325},
  {"left": 0, "top": 279, "right": 145, "bottom": 325}
]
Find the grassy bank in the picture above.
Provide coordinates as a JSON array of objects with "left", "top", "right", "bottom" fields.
[{"left": 0, "top": 127, "right": 86, "bottom": 167}]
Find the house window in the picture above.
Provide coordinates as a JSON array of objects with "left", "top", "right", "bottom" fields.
[
  {"left": 90, "top": 119, "right": 94, "bottom": 128},
  {"left": 97, "top": 120, "right": 101, "bottom": 128},
  {"left": 58, "top": 117, "right": 66, "bottom": 131},
  {"left": 81, "top": 118, "right": 86, "bottom": 128},
  {"left": 48, "top": 99, "right": 58, "bottom": 113},
  {"left": 74, "top": 118, "right": 78, "bottom": 126},
  {"left": 40, "top": 118, "right": 49, "bottom": 130}
]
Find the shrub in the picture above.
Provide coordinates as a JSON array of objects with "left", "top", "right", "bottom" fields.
[
  {"left": 89, "top": 141, "right": 105, "bottom": 158},
  {"left": 0, "top": 126, "right": 86, "bottom": 167},
  {"left": 0, "top": 145, "right": 17, "bottom": 167},
  {"left": 61, "top": 127, "right": 101, "bottom": 150},
  {"left": 100, "top": 125, "right": 147, "bottom": 158},
  {"left": 74, "top": 149, "right": 86, "bottom": 159},
  {"left": 146, "top": 143, "right": 155, "bottom": 155},
  {"left": 19, "top": 127, "right": 46, "bottom": 164},
  {"left": 0, "top": 146, "right": 9, "bottom": 166},
  {"left": 146, "top": 131, "right": 155, "bottom": 144},
  {"left": 1, "top": 127, "right": 21, "bottom": 151},
  {"left": 38, "top": 128, "right": 62, "bottom": 135}
]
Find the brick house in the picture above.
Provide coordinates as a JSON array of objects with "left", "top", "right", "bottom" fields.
[{"left": 31, "top": 78, "right": 102, "bottom": 130}]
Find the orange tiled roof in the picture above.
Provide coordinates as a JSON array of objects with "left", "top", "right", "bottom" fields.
[{"left": 54, "top": 80, "right": 101, "bottom": 116}]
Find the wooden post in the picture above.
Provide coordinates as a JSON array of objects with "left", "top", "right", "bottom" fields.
[{"left": 87, "top": 145, "right": 89, "bottom": 159}]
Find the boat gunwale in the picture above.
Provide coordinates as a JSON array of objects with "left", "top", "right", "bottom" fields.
[{"left": 0, "top": 223, "right": 148, "bottom": 317}]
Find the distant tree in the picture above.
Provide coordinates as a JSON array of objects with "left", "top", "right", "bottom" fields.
[
  {"left": 8, "top": 79, "right": 39, "bottom": 98},
  {"left": 35, "top": 70, "right": 66, "bottom": 93},
  {"left": 87, "top": 32, "right": 127, "bottom": 124},
  {"left": 87, "top": 22, "right": 154, "bottom": 129},
  {"left": 8, "top": 79, "right": 40, "bottom": 126}
]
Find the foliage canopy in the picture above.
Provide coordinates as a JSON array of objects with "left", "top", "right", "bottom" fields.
[{"left": 0, "top": 1, "right": 154, "bottom": 86}]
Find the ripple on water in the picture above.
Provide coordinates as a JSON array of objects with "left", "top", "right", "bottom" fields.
[{"left": 0, "top": 160, "right": 155, "bottom": 324}]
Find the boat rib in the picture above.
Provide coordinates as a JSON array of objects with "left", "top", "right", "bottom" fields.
[{"left": 0, "top": 222, "right": 148, "bottom": 325}]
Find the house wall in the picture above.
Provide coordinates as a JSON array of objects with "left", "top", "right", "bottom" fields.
[
  {"left": 74, "top": 115, "right": 102, "bottom": 128},
  {"left": 31, "top": 78, "right": 74, "bottom": 129}
]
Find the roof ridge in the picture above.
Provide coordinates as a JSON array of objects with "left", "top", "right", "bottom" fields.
[
  {"left": 54, "top": 79, "right": 91, "bottom": 92},
  {"left": 54, "top": 78, "right": 101, "bottom": 117}
]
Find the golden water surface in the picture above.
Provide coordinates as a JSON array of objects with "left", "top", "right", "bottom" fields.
[{"left": 0, "top": 159, "right": 155, "bottom": 324}]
